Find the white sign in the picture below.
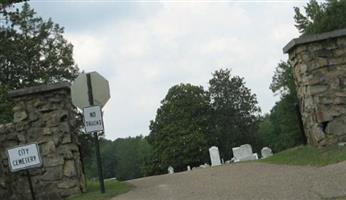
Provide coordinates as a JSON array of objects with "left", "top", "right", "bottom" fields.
[
  {"left": 83, "top": 105, "right": 104, "bottom": 133},
  {"left": 71, "top": 72, "right": 110, "bottom": 109},
  {"left": 7, "top": 144, "right": 42, "bottom": 172}
]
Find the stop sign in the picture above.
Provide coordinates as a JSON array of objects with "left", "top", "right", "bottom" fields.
[{"left": 71, "top": 72, "right": 110, "bottom": 109}]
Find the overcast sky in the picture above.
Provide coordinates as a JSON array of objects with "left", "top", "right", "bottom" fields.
[{"left": 29, "top": 0, "right": 309, "bottom": 140}]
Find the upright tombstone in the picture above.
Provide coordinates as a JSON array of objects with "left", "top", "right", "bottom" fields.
[
  {"left": 283, "top": 28, "right": 346, "bottom": 147},
  {"left": 232, "top": 144, "right": 258, "bottom": 162},
  {"left": 168, "top": 166, "right": 174, "bottom": 174},
  {"left": 261, "top": 147, "right": 273, "bottom": 159},
  {"left": 0, "top": 82, "right": 85, "bottom": 200},
  {"left": 209, "top": 146, "right": 221, "bottom": 166}
]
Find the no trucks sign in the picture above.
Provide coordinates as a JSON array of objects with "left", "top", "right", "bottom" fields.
[
  {"left": 83, "top": 105, "right": 104, "bottom": 133},
  {"left": 7, "top": 143, "right": 42, "bottom": 172}
]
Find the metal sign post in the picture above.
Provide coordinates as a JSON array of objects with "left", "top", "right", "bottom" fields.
[
  {"left": 26, "top": 170, "right": 36, "bottom": 200},
  {"left": 86, "top": 73, "right": 105, "bottom": 193},
  {"left": 71, "top": 71, "right": 110, "bottom": 194}
]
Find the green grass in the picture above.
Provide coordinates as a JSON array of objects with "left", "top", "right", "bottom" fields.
[
  {"left": 67, "top": 179, "right": 132, "bottom": 200},
  {"left": 261, "top": 145, "right": 346, "bottom": 167}
]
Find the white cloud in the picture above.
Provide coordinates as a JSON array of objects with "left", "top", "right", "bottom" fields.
[
  {"left": 66, "top": 34, "right": 107, "bottom": 72},
  {"left": 52, "top": 1, "right": 309, "bottom": 140}
]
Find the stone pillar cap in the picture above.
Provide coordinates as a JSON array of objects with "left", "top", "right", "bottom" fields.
[
  {"left": 8, "top": 82, "right": 71, "bottom": 98},
  {"left": 283, "top": 28, "right": 346, "bottom": 54}
]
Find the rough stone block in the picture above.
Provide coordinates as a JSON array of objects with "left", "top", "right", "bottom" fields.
[
  {"left": 337, "top": 37, "right": 346, "bottom": 46},
  {"left": 13, "top": 111, "right": 28, "bottom": 123},
  {"left": 334, "top": 49, "right": 345, "bottom": 57},
  {"left": 311, "top": 125, "right": 326, "bottom": 143},
  {"left": 64, "top": 160, "right": 77, "bottom": 177},
  {"left": 62, "top": 134, "right": 72, "bottom": 144},
  {"left": 41, "top": 166, "right": 63, "bottom": 181},
  {"left": 329, "top": 57, "right": 346, "bottom": 66},
  {"left": 326, "top": 117, "right": 346, "bottom": 136},
  {"left": 57, "top": 180, "right": 77, "bottom": 189},
  {"left": 308, "top": 85, "right": 328, "bottom": 95},
  {"left": 315, "top": 49, "right": 333, "bottom": 58},
  {"left": 41, "top": 141, "right": 56, "bottom": 155},
  {"left": 43, "top": 156, "right": 64, "bottom": 167}
]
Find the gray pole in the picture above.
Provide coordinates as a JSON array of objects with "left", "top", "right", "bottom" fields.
[
  {"left": 26, "top": 170, "right": 36, "bottom": 200},
  {"left": 86, "top": 73, "right": 106, "bottom": 193}
]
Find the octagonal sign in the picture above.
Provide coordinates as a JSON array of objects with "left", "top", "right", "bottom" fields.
[{"left": 71, "top": 72, "right": 110, "bottom": 109}]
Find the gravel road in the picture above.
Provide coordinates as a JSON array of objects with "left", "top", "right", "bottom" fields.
[{"left": 112, "top": 162, "right": 346, "bottom": 200}]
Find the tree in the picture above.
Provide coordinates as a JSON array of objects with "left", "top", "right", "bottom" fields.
[
  {"left": 257, "top": 61, "right": 306, "bottom": 152},
  {"left": 0, "top": 2, "right": 78, "bottom": 89},
  {"left": 147, "top": 83, "right": 211, "bottom": 174},
  {"left": 0, "top": 2, "right": 79, "bottom": 123},
  {"left": 208, "top": 69, "right": 261, "bottom": 160},
  {"left": 294, "top": 0, "right": 346, "bottom": 35},
  {"left": 82, "top": 136, "right": 153, "bottom": 181},
  {"left": 113, "top": 136, "right": 152, "bottom": 180},
  {"left": 0, "top": 0, "right": 25, "bottom": 10}
]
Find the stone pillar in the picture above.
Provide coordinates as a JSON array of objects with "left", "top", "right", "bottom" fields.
[
  {"left": 284, "top": 29, "right": 346, "bottom": 147},
  {"left": 0, "top": 82, "right": 86, "bottom": 200}
]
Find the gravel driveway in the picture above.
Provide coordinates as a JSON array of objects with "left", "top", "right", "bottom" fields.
[{"left": 112, "top": 162, "right": 346, "bottom": 200}]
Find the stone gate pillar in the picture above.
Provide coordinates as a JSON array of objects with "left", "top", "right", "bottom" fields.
[
  {"left": 284, "top": 29, "right": 346, "bottom": 147},
  {"left": 0, "top": 82, "right": 86, "bottom": 200}
]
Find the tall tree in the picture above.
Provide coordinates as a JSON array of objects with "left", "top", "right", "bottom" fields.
[
  {"left": 113, "top": 136, "right": 153, "bottom": 180},
  {"left": 294, "top": 0, "right": 346, "bottom": 35},
  {"left": 208, "top": 69, "right": 261, "bottom": 159},
  {"left": 147, "top": 83, "right": 211, "bottom": 174},
  {"left": 0, "top": 2, "right": 79, "bottom": 123},
  {"left": 257, "top": 61, "right": 306, "bottom": 152},
  {"left": 0, "top": 2, "right": 78, "bottom": 89}
]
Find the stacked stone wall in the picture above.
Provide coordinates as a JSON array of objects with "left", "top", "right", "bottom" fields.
[
  {"left": 284, "top": 29, "right": 346, "bottom": 146},
  {"left": 0, "top": 83, "right": 85, "bottom": 200}
]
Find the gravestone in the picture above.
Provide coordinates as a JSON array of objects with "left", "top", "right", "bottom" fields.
[
  {"left": 168, "top": 166, "right": 174, "bottom": 174},
  {"left": 232, "top": 144, "right": 258, "bottom": 162},
  {"left": 209, "top": 146, "right": 221, "bottom": 166},
  {"left": 261, "top": 147, "right": 273, "bottom": 159}
]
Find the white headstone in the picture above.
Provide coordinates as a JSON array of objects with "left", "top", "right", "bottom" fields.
[
  {"left": 209, "top": 146, "right": 221, "bottom": 166},
  {"left": 168, "top": 166, "right": 174, "bottom": 174},
  {"left": 261, "top": 147, "right": 273, "bottom": 159},
  {"left": 232, "top": 144, "right": 258, "bottom": 162}
]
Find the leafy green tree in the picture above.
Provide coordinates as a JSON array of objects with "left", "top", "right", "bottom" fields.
[
  {"left": 147, "top": 83, "right": 211, "bottom": 174},
  {"left": 83, "top": 136, "right": 153, "bottom": 181},
  {"left": 0, "top": 0, "right": 25, "bottom": 10},
  {"left": 257, "top": 61, "right": 306, "bottom": 152},
  {"left": 294, "top": 0, "right": 346, "bottom": 35},
  {"left": 0, "top": 2, "right": 79, "bottom": 123},
  {"left": 0, "top": 2, "right": 78, "bottom": 89},
  {"left": 208, "top": 69, "right": 261, "bottom": 159},
  {"left": 113, "top": 136, "right": 152, "bottom": 180}
]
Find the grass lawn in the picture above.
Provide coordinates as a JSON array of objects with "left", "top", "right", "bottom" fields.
[
  {"left": 261, "top": 145, "right": 346, "bottom": 166},
  {"left": 67, "top": 179, "right": 132, "bottom": 200}
]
